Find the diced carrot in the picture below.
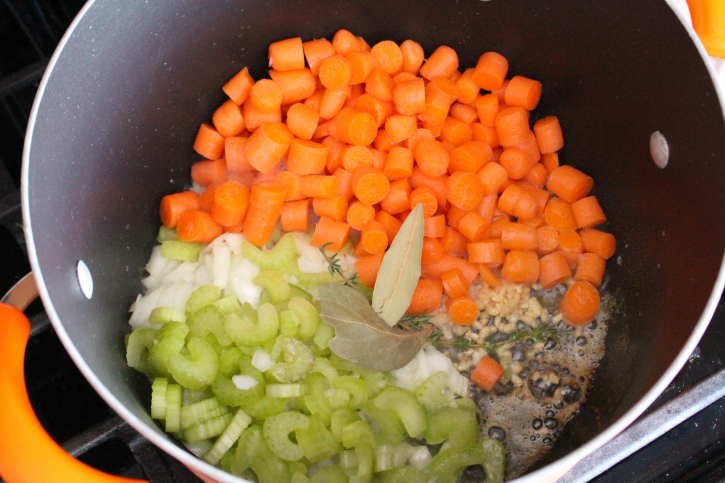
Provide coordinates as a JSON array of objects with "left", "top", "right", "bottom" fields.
[
  {"left": 193, "top": 123, "right": 225, "bottom": 160},
  {"left": 406, "top": 278, "right": 444, "bottom": 315},
  {"left": 177, "top": 210, "right": 223, "bottom": 244},
  {"left": 501, "top": 250, "right": 539, "bottom": 284},
  {"left": 360, "top": 220, "right": 388, "bottom": 254},
  {"left": 474, "top": 94, "right": 500, "bottom": 127},
  {"left": 414, "top": 139, "right": 450, "bottom": 178},
  {"left": 245, "top": 121, "right": 293, "bottom": 173},
  {"left": 319, "top": 55, "right": 353, "bottom": 90},
  {"left": 369, "top": 147, "right": 387, "bottom": 171},
  {"left": 300, "top": 175, "right": 339, "bottom": 198},
  {"left": 533, "top": 116, "right": 564, "bottom": 154},
  {"left": 310, "top": 216, "right": 351, "bottom": 252},
  {"left": 478, "top": 264, "right": 503, "bottom": 287},
  {"left": 424, "top": 215, "right": 447, "bottom": 238},
  {"left": 385, "top": 114, "right": 418, "bottom": 144},
  {"left": 353, "top": 239, "right": 370, "bottom": 258},
  {"left": 408, "top": 167, "right": 447, "bottom": 210},
  {"left": 329, "top": 107, "right": 377, "bottom": 146},
  {"left": 224, "top": 137, "right": 254, "bottom": 172},
  {"left": 351, "top": 167, "right": 390, "bottom": 205},
  {"left": 544, "top": 198, "right": 577, "bottom": 231},
  {"left": 420, "top": 77, "right": 460, "bottom": 125},
  {"left": 285, "top": 103, "right": 319, "bottom": 140},
  {"left": 355, "top": 252, "right": 385, "bottom": 287},
  {"left": 332, "top": 29, "right": 364, "bottom": 56},
  {"left": 575, "top": 253, "right": 606, "bottom": 287},
  {"left": 380, "top": 178, "right": 412, "bottom": 215},
  {"left": 558, "top": 230, "right": 584, "bottom": 267},
  {"left": 313, "top": 195, "right": 349, "bottom": 222},
  {"left": 224, "top": 170, "right": 254, "bottom": 190},
  {"left": 346, "top": 82, "right": 366, "bottom": 108},
  {"left": 420, "top": 46, "right": 459, "bottom": 80},
  {"left": 383, "top": 146, "right": 414, "bottom": 180},
  {"left": 471, "top": 123, "right": 500, "bottom": 148},
  {"left": 442, "top": 268, "right": 469, "bottom": 298},
  {"left": 374, "top": 129, "right": 400, "bottom": 152},
  {"left": 486, "top": 217, "right": 512, "bottom": 239},
  {"left": 495, "top": 107, "right": 531, "bottom": 147},
  {"left": 517, "top": 182, "right": 550, "bottom": 215},
  {"left": 440, "top": 226, "right": 468, "bottom": 256},
  {"left": 500, "top": 147, "right": 537, "bottom": 180},
  {"left": 579, "top": 229, "right": 616, "bottom": 260},
  {"left": 332, "top": 167, "right": 354, "bottom": 200},
  {"left": 160, "top": 191, "right": 201, "bottom": 228},
  {"left": 191, "top": 159, "right": 227, "bottom": 186},
  {"left": 536, "top": 225, "right": 560, "bottom": 256},
  {"left": 421, "top": 237, "right": 445, "bottom": 264},
  {"left": 249, "top": 79, "right": 283, "bottom": 114},
  {"left": 371, "top": 212, "right": 400, "bottom": 247},
  {"left": 492, "top": 79, "right": 510, "bottom": 103},
  {"left": 523, "top": 162, "right": 548, "bottom": 188},
  {"left": 467, "top": 239, "right": 503, "bottom": 264},
  {"left": 446, "top": 171, "right": 484, "bottom": 211},
  {"left": 457, "top": 211, "right": 489, "bottom": 242},
  {"left": 504, "top": 75, "right": 543, "bottom": 111},
  {"left": 243, "top": 99, "right": 282, "bottom": 132},
  {"left": 520, "top": 215, "right": 544, "bottom": 229},
  {"left": 547, "top": 165, "right": 594, "bottom": 203},
  {"left": 354, "top": 94, "right": 397, "bottom": 127},
  {"left": 497, "top": 183, "right": 525, "bottom": 216},
  {"left": 404, "top": 128, "right": 435, "bottom": 153},
  {"left": 340, "top": 145, "right": 374, "bottom": 172},
  {"left": 447, "top": 295, "right": 478, "bottom": 325},
  {"left": 409, "top": 186, "right": 439, "bottom": 218},
  {"left": 446, "top": 205, "right": 470, "bottom": 229},
  {"left": 501, "top": 223, "right": 537, "bottom": 251},
  {"left": 450, "top": 102, "right": 479, "bottom": 124},
  {"left": 346, "top": 51, "right": 380, "bottom": 85},
  {"left": 281, "top": 199, "right": 311, "bottom": 232},
  {"left": 455, "top": 68, "right": 480, "bottom": 104},
  {"left": 303, "top": 38, "right": 335, "bottom": 76},
  {"left": 276, "top": 170, "right": 304, "bottom": 201},
  {"left": 421, "top": 253, "right": 478, "bottom": 283},
  {"left": 319, "top": 86, "right": 351, "bottom": 120},
  {"left": 211, "top": 180, "right": 250, "bottom": 227},
  {"left": 538, "top": 252, "right": 572, "bottom": 289},
  {"left": 286, "top": 138, "right": 329, "bottom": 175},
  {"left": 392, "top": 72, "right": 417, "bottom": 85},
  {"left": 371, "top": 40, "right": 403, "bottom": 75},
  {"left": 223, "top": 67, "right": 255, "bottom": 105},
  {"left": 400, "top": 40, "right": 425, "bottom": 75},
  {"left": 423, "top": 119, "right": 445, "bottom": 137},
  {"left": 347, "top": 200, "right": 376, "bottom": 230},
  {"left": 439, "top": 116, "right": 473, "bottom": 147},
  {"left": 542, "top": 152, "right": 559, "bottom": 174},
  {"left": 212, "top": 100, "right": 245, "bottom": 137},
  {"left": 477, "top": 193, "right": 498, "bottom": 224},
  {"left": 514, "top": 131, "right": 542, "bottom": 165},
  {"left": 269, "top": 37, "right": 304, "bottom": 71},
  {"left": 470, "top": 355, "right": 506, "bottom": 392},
  {"left": 472, "top": 52, "right": 508, "bottom": 91},
  {"left": 560, "top": 281, "right": 600, "bottom": 326},
  {"left": 304, "top": 88, "right": 325, "bottom": 112},
  {"left": 269, "top": 68, "right": 317, "bottom": 105},
  {"left": 477, "top": 162, "right": 509, "bottom": 196},
  {"left": 243, "top": 181, "right": 287, "bottom": 246},
  {"left": 322, "top": 136, "right": 346, "bottom": 172},
  {"left": 571, "top": 196, "right": 607, "bottom": 229},
  {"left": 365, "top": 67, "right": 394, "bottom": 101},
  {"left": 199, "top": 184, "right": 219, "bottom": 212}
]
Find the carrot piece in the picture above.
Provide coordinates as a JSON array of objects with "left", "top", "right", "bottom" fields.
[
  {"left": 374, "top": 129, "right": 401, "bottom": 152},
  {"left": 449, "top": 102, "right": 479, "bottom": 125},
  {"left": 193, "top": 123, "right": 225, "bottom": 160},
  {"left": 499, "top": 147, "right": 535, "bottom": 180},
  {"left": 423, "top": 119, "right": 445, "bottom": 138},
  {"left": 514, "top": 131, "right": 542, "bottom": 166},
  {"left": 300, "top": 175, "right": 339, "bottom": 199},
  {"left": 474, "top": 93, "right": 500, "bottom": 127},
  {"left": 211, "top": 100, "right": 245, "bottom": 138},
  {"left": 501, "top": 223, "right": 537, "bottom": 251},
  {"left": 248, "top": 181, "right": 287, "bottom": 210},
  {"left": 268, "top": 37, "right": 304, "bottom": 71},
  {"left": 380, "top": 178, "right": 412, "bottom": 215},
  {"left": 533, "top": 116, "right": 564, "bottom": 155},
  {"left": 358, "top": 220, "right": 387, "bottom": 255},
  {"left": 404, "top": 128, "right": 435, "bottom": 153},
  {"left": 286, "top": 103, "right": 319, "bottom": 140},
  {"left": 224, "top": 137, "right": 253, "bottom": 172},
  {"left": 471, "top": 123, "right": 501, "bottom": 148},
  {"left": 270, "top": 68, "right": 318, "bottom": 106},
  {"left": 486, "top": 217, "right": 512, "bottom": 239},
  {"left": 223, "top": 171, "right": 253, "bottom": 192},
  {"left": 560, "top": 281, "right": 600, "bottom": 326},
  {"left": 497, "top": 183, "right": 524, "bottom": 216},
  {"left": 477, "top": 162, "right": 509, "bottom": 196},
  {"left": 523, "top": 163, "right": 548, "bottom": 188},
  {"left": 303, "top": 38, "right": 335, "bottom": 76},
  {"left": 356, "top": 252, "right": 385, "bottom": 287},
  {"left": 319, "top": 55, "right": 353, "bottom": 90},
  {"left": 210, "top": 180, "right": 250, "bottom": 227},
  {"left": 245, "top": 121, "right": 293, "bottom": 173},
  {"left": 414, "top": 139, "right": 451, "bottom": 178},
  {"left": 191, "top": 159, "right": 227, "bottom": 186},
  {"left": 536, "top": 225, "right": 560, "bottom": 256},
  {"left": 199, "top": 184, "right": 219, "bottom": 212},
  {"left": 323, "top": 136, "right": 346, "bottom": 172},
  {"left": 442, "top": 268, "right": 469, "bottom": 298},
  {"left": 579, "top": 229, "right": 616, "bottom": 260},
  {"left": 424, "top": 215, "right": 447, "bottom": 238},
  {"left": 384, "top": 114, "right": 418, "bottom": 144},
  {"left": 422, "top": 237, "right": 444, "bottom": 263},
  {"left": 177, "top": 210, "right": 223, "bottom": 244},
  {"left": 406, "top": 278, "right": 444, "bottom": 315},
  {"left": 495, "top": 107, "right": 531, "bottom": 147},
  {"left": 409, "top": 186, "right": 439, "bottom": 218},
  {"left": 286, "top": 138, "right": 329, "bottom": 175},
  {"left": 223, "top": 67, "right": 254, "bottom": 105},
  {"left": 351, "top": 166, "right": 390, "bottom": 205},
  {"left": 329, "top": 107, "right": 377, "bottom": 146},
  {"left": 392, "top": 72, "right": 417, "bottom": 86},
  {"left": 365, "top": 67, "right": 394, "bottom": 101},
  {"left": 544, "top": 198, "right": 577, "bottom": 231},
  {"left": 501, "top": 250, "right": 539, "bottom": 284},
  {"left": 520, "top": 215, "right": 544, "bottom": 230},
  {"left": 504, "top": 75, "right": 543, "bottom": 111},
  {"left": 410, "top": 166, "right": 449, "bottom": 208},
  {"left": 472, "top": 52, "right": 508, "bottom": 91},
  {"left": 440, "top": 227, "right": 468, "bottom": 256},
  {"left": 492, "top": 80, "right": 510, "bottom": 103},
  {"left": 446, "top": 294, "right": 479, "bottom": 326},
  {"left": 371, "top": 40, "right": 403, "bottom": 75},
  {"left": 376, "top": 210, "right": 403, "bottom": 243},
  {"left": 478, "top": 264, "right": 503, "bottom": 287},
  {"left": 383, "top": 146, "right": 414, "bottom": 180},
  {"left": 354, "top": 94, "right": 397, "bottom": 127},
  {"left": 454, "top": 68, "right": 480, "bottom": 104},
  {"left": 310, "top": 216, "right": 351, "bottom": 252},
  {"left": 400, "top": 39, "right": 425, "bottom": 75},
  {"left": 446, "top": 171, "right": 484, "bottom": 211},
  {"left": 547, "top": 166, "right": 594, "bottom": 203},
  {"left": 420, "top": 46, "right": 459, "bottom": 80},
  {"left": 160, "top": 191, "right": 201, "bottom": 229},
  {"left": 446, "top": 206, "right": 470, "bottom": 229},
  {"left": 340, "top": 145, "right": 374, "bottom": 172},
  {"left": 471, "top": 355, "right": 505, "bottom": 392},
  {"left": 353, "top": 239, "right": 370, "bottom": 258},
  {"left": 458, "top": 211, "right": 489, "bottom": 242},
  {"left": 347, "top": 200, "right": 376, "bottom": 230},
  {"left": 280, "top": 199, "right": 311, "bottom": 232},
  {"left": 369, "top": 148, "right": 387, "bottom": 171},
  {"left": 542, "top": 152, "right": 559, "bottom": 174},
  {"left": 477, "top": 193, "right": 498, "bottom": 224},
  {"left": 313, "top": 195, "right": 349, "bottom": 222},
  {"left": 332, "top": 29, "right": 364, "bottom": 55},
  {"left": 304, "top": 88, "right": 325, "bottom": 112},
  {"left": 249, "top": 79, "right": 283, "bottom": 114},
  {"left": 319, "top": 86, "right": 350, "bottom": 120},
  {"left": 575, "top": 253, "right": 606, "bottom": 287},
  {"left": 467, "top": 239, "right": 503, "bottom": 264},
  {"left": 346, "top": 51, "right": 380, "bottom": 85},
  {"left": 275, "top": 170, "right": 304, "bottom": 201},
  {"left": 558, "top": 230, "right": 584, "bottom": 267},
  {"left": 420, "top": 77, "right": 460, "bottom": 125},
  {"left": 243, "top": 99, "right": 282, "bottom": 132},
  {"left": 332, "top": 167, "right": 354, "bottom": 200},
  {"left": 512, "top": 191, "right": 538, "bottom": 221},
  {"left": 537, "top": 252, "right": 571, "bottom": 289},
  {"left": 571, "top": 196, "right": 607, "bottom": 229},
  {"left": 439, "top": 117, "right": 473, "bottom": 147}
]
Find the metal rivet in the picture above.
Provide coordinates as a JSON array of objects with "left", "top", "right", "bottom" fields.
[
  {"left": 650, "top": 131, "right": 669, "bottom": 169},
  {"left": 76, "top": 260, "right": 93, "bottom": 299}
]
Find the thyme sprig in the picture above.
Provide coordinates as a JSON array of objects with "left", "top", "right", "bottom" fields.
[
  {"left": 319, "top": 243, "right": 359, "bottom": 289},
  {"left": 427, "top": 324, "right": 559, "bottom": 356}
]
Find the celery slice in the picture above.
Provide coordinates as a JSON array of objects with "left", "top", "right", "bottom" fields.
[
  {"left": 211, "top": 373, "right": 264, "bottom": 407},
  {"left": 266, "top": 337, "right": 314, "bottom": 383},
  {"left": 263, "top": 411, "right": 310, "bottom": 461},
  {"left": 182, "top": 387, "right": 214, "bottom": 406},
  {"left": 203, "top": 408, "right": 253, "bottom": 465},
  {"left": 188, "top": 305, "right": 232, "bottom": 347},
  {"left": 267, "top": 383, "right": 306, "bottom": 398},
  {"left": 312, "top": 322, "right": 335, "bottom": 350},
  {"left": 287, "top": 298, "right": 321, "bottom": 340},
  {"left": 279, "top": 309, "right": 300, "bottom": 338},
  {"left": 342, "top": 420, "right": 376, "bottom": 449},
  {"left": 157, "top": 226, "right": 179, "bottom": 243},
  {"left": 149, "top": 307, "right": 187, "bottom": 325},
  {"left": 212, "top": 294, "right": 242, "bottom": 315},
  {"left": 184, "top": 413, "right": 233, "bottom": 444},
  {"left": 151, "top": 377, "right": 169, "bottom": 420},
  {"left": 167, "top": 335, "right": 219, "bottom": 390},
  {"left": 374, "top": 387, "right": 427, "bottom": 439},
  {"left": 324, "top": 388, "right": 351, "bottom": 410},
  {"left": 424, "top": 406, "right": 478, "bottom": 451},
  {"left": 254, "top": 270, "right": 291, "bottom": 304},
  {"left": 180, "top": 397, "right": 228, "bottom": 429},
  {"left": 242, "top": 233, "right": 298, "bottom": 271},
  {"left": 186, "top": 285, "right": 222, "bottom": 318},
  {"left": 126, "top": 327, "right": 157, "bottom": 370},
  {"left": 225, "top": 303, "right": 279, "bottom": 347},
  {"left": 148, "top": 322, "right": 188, "bottom": 377},
  {"left": 311, "top": 465, "right": 348, "bottom": 483},
  {"left": 415, "top": 372, "right": 452, "bottom": 411},
  {"left": 312, "top": 357, "right": 339, "bottom": 386},
  {"left": 423, "top": 440, "right": 486, "bottom": 483},
  {"left": 362, "top": 403, "right": 405, "bottom": 446},
  {"left": 331, "top": 409, "right": 361, "bottom": 442},
  {"left": 231, "top": 425, "right": 291, "bottom": 483},
  {"left": 374, "top": 445, "right": 397, "bottom": 473},
  {"left": 285, "top": 266, "right": 336, "bottom": 288},
  {"left": 242, "top": 396, "right": 289, "bottom": 420},
  {"left": 289, "top": 284, "right": 313, "bottom": 303},
  {"left": 373, "top": 466, "right": 425, "bottom": 483},
  {"left": 333, "top": 376, "right": 368, "bottom": 410},
  {"left": 363, "top": 372, "right": 392, "bottom": 399},
  {"left": 350, "top": 442, "right": 374, "bottom": 483},
  {"left": 303, "top": 372, "right": 333, "bottom": 426},
  {"left": 295, "top": 414, "right": 341, "bottom": 463},
  {"left": 165, "top": 384, "right": 182, "bottom": 432},
  {"left": 161, "top": 240, "right": 203, "bottom": 261},
  {"left": 340, "top": 449, "right": 359, "bottom": 470},
  {"left": 218, "top": 346, "right": 246, "bottom": 378}
]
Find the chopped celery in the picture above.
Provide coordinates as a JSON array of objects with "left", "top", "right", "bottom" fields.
[
  {"left": 312, "top": 357, "right": 339, "bottom": 386},
  {"left": 295, "top": 414, "right": 341, "bottom": 463},
  {"left": 225, "top": 303, "right": 280, "bottom": 347},
  {"left": 184, "top": 413, "right": 234, "bottom": 444},
  {"left": 188, "top": 305, "right": 232, "bottom": 346},
  {"left": 279, "top": 309, "right": 300, "bottom": 338},
  {"left": 423, "top": 439, "right": 486, "bottom": 483},
  {"left": 287, "top": 298, "right": 321, "bottom": 340},
  {"left": 374, "top": 445, "right": 396, "bottom": 473},
  {"left": 126, "top": 327, "right": 157, "bottom": 371},
  {"left": 254, "top": 270, "right": 291, "bottom": 304},
  {"left": 373, "top": 466, "right": 425, "bottom": 483},
  {"left": 242, "top": 233, "right": 298, "bottom": 271},
  {"left": 331, "top": 409, "right": 361, "bottom": 442},
  {"left": 423, "top": 407, "right": 478, "bottom": 451},
  {"left": 324, "top": 388, "right": 351, "bottom": 410},
  {"left": 220, "top": 450, "right": 236, "bottom": 474},
  {"left": 218, "top": 347, "right": 246, "bottom": 378},
  {"left": 285, "top": 264, "right": 337, "bottom": 288},
  {"left": 342, "top": 420, "right": 376, "bottom": 449},
  {"left": 151, "top": 377, "right": 169, "bottom": 420},
  {"left": 203, "top": 408, "right": 253, "bottom": 465},
  {"left": 266, "top": 337, "right": 314, "bottom": 383},
  {"left": 211, "top": 373, "right": 264, "bottom": 407},
  {"left": 148, "top": 322, "right": 188, "bottom": 377},
  {"left": 303, "top": 372, "right": 333, "bottom": 425},
  {"left": 185, "top": 285, "right": 222, "bottom": 317},
  {"left": 165, "top": 384, "right": 182, "bottom": 432},
  {"left": 212, "top": 294, "right": 243, "bottom": 315},
  {"left": 231, "top": 425, "right": 291, "bottom": 483},
  {"left": 415, "top": 372, "right": 453, "bottom": 410},
  {"left": 311, "top": 465, "right": 348, "bottom": 483},
  {"left": 350, "top": 442, "right": 374, "bottom": 483},
  {"left": 340, "top": 449, "right": 359, "bottom": 471},
  {"left": 167, "top": 335, "right": 219, "bottom": 391},
  {"left": 267, "top": 383, "right": 306, "bottom": 398},
  {"left": 289, "top": 284, "right": 313, "bottom": 303},
  {"left": 481, "top": 436, "right": 505, "bottom": 483},
  {"left": 157, "top": 225, "right": 179, "bottom": 243},
  {"left": 313, "top": 322, "right": 335, "bottom": 350},
  {"left": 333, "top": 376, "right": 368, "bottom": 410},
  {"left": 362, "top": 403, "right": 405, "bottom": 446},
  {"left": 180, "top": 397, "right": 228, "bottom": 429},
  {"left": 182, "top": 387, "right": 214, "bottom": 406},
  {"left": 242, "top": 396, "right": 289, "bottom": 420},
  {"left": 263, "top": 411, "right": 310, "bottom": 461},
  {"left": 373, "top": 387, "right": 426, "bottom": 439},
  {"left": 149, "top": 307, "right": 187, "bottom": 325},
  {"left": 363, "top": 372, "right": 392, "bottom": 399},
  {"left": 161, "top": 240, "right": 203, "bottom": 261}
]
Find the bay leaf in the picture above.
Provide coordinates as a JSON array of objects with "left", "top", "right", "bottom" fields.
[
  {"left": 318, "top": 282, "right": 433, "bottom": 372},
  {"left": 372, "top": 203, "right": 425, "bottom": 327}
]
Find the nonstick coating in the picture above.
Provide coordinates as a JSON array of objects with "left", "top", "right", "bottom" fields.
[{"left": 23, "top": 0, "right": 725, "bottom": 479}]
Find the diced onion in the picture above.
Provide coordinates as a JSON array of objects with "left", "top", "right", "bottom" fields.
[
  {"left": 232, "top": 375, "right": 260, "bottom": 390},
  {"left": 251, "top": 348, "right": 274, "bottom": 372}
]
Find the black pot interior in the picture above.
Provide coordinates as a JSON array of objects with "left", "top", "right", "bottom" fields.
[{"left": 25, "top": 0, "right": 725, "bottom": 476}]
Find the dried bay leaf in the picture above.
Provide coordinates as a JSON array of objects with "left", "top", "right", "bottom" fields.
[
  {"left": 318, "top": 282, "right": 433, "bottom": 372},
  {"left": 372, "top": 203, "right": 425, "bottom": 326}
]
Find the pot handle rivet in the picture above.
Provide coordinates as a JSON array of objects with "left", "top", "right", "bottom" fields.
[
  {"left": 76, "top": 260, "right": 93, "bottom": 300},
  {"left": 650, "top": 131, "right": 669, "bottom": 169}
]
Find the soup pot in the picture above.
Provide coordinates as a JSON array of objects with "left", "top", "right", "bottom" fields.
[{"left": 1, "top": 0, "right": 725, "bottom": 482}]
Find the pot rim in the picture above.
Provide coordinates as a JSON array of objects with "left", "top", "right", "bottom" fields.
[{"left": 19, "top": 1, "right": 725, "bottom": 482}]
